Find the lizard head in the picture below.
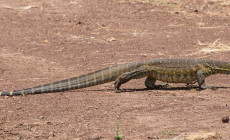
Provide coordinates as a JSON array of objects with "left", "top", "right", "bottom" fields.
[{"left": 216, "top": 61, "right": 230, "bottom": 74}]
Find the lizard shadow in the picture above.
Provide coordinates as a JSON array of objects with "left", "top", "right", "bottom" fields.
[
  {"left": 123, "top": 86, "right": 230, "bottom": 92},
  {"left": 88, "top": 86, "right": 230, "bottom": 93}
]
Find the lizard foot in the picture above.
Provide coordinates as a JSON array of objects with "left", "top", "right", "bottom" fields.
[
  {"left": 160, "top": 83, "right": 169, "bottom": 88},
  {"left": 114, "top": 79, "right": 123, "bottom": 93},
  {"left": 150, "top": 83, "right": 169, "bottom": 89},
  {"left": 199, "top": 85, "right": 217, "bottom": 91},
  {"left": 115, "top": 87, "right": 121, "bottom": 93}
]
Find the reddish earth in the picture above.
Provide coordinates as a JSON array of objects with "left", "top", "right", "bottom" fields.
[{"left": 0, "top": 0, "right": 230, "bottom": 139}]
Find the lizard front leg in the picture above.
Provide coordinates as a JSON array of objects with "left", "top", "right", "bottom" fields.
[
  {"left": 197, "top": 68, "right": 215, "bottom": 90},
  {"left": 114, "top": 66, "right": 151, "bottom": 92}
]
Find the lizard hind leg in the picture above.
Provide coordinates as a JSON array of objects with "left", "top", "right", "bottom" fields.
[
  {"left": 145, "top": 75, "right": 169, "bottom": 89},
  {"left": 114, "top": 71, "right": 134, "bottom": 92},
  {"left": 144, "top": 75, "right": 157, "bottom": 89},
  {"left": 114, "top": 66, "right": 151, "bottom": 93}
]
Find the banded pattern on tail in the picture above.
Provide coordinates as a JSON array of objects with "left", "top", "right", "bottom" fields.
[{"left": 0, "top": 62, "right": 141, "bottom": 96}]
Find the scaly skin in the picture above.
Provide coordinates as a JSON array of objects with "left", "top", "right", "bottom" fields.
[{"left": 0, "top": 58, "right": 230, "bottom": 96}]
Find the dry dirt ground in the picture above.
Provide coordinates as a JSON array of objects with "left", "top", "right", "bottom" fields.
[{"left": 0, "top": 0, "right": 230, "bottom": 139}]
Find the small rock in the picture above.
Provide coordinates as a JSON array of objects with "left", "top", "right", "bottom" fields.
[
  {"left": 222, "top": 116, "right": 229, "bottom": 123},
  {"left": 47, "top": 121, "right": 53, "bottom": 125},
  {"left": 142, "top": 54, "right": 147, "bottom": 57},
  {"left": 105, "top": 37, "right": 116, "bottom": 42},
  {"left": 194, "top": 9, "right": 198, "bottom": 13}
]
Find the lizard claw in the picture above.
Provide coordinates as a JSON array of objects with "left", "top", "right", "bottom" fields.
[
  {"left": 161, "top": 83, "right": 169, "bottom": 88},
  {"left": 115, "top": 87, "right": 122, "bottom": 93},
  {"left": 210, "top": 86, "right": 217, "bottom": 91},
  {"left": 155, "top": 83, "right": 169, "bottom": 89},
  {"left": 115, "top": 89, "right": 121, "bottom": 93}
]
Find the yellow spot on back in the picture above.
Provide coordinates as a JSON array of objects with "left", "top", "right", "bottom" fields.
[
  {"left": 126, "top": 63, "right": 129, "bottom": 72},
  {"left": 59, "top": 82, "right": 62, "bottom": 91},
  {"left": 86, "top": 75, "right": 89, "bottom": 86},
  {"left": 68, "top": 79, "right": 71, "bottom": 89},
  {"left": 31, "top": 88, "right": 35, "bottom": 94},
  {"left": 101, "top": 70, "right": 104, "bottom": 81},
  {"left": 180, "top": 68, "right": 184, "bottom": 74},
  {"left": 93, "top": 72, "right": 97, "bottom": 84},
  {"left": 51, "top": 83, "right": 54, "bottom": 91},
  {"left": 164, "top": 68, "right": 168, "bottom": 75},
  {"left": 10, "top": 91, "right": 13, "bottom": 96},
  {"left": 192, "top": 66, "right": 197, "bottom": 71},
  {"left": 41, "top": 86, "right": 44, "bottom": 92},
  {"left": 0, "top": 92, "right": 2, "bottom": 95},
  {"left": 198, "top": 64, "right": 205, "bottom": 69},
  {"left": 186, "top": 69, "right": 190, "bottom": 73},
  {"left": 108, "top": 66, "right": 113, "bottom": 79}
]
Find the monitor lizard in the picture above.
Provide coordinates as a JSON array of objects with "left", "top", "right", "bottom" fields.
[{"left": 0, "top": 58, "right": 229, "bottom": 96}]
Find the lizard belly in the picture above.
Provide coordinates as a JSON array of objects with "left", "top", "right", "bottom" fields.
[{"left": 153, "top": 72, "right": 197, "bottom": 83}]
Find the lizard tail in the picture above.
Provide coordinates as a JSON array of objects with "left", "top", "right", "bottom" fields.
[{"left": 0, "top": 62, "right": 140, "bottom": 96}]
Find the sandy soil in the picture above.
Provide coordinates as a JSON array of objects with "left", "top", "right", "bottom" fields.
[{"left": 0, "top": 0, "right": 230, "bottom": 139}]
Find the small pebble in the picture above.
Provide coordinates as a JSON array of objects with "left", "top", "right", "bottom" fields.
[{"left": 222, "top": 116, "right": 229, "bottom": 123}]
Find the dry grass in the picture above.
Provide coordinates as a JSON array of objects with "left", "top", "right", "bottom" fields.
[
  {"left": 128, "top": 0, "right": 230, "bottom": 16},
  {"left": 187, "top": 39, "right": 230, "bottom": 57},
  {"left": 197, "top": 39, "right": 230, "bottom": 53},
  {"left": 173, "top": 131, "right": 222, "bottom": 140}
]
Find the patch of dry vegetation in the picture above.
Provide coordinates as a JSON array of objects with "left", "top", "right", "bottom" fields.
[
  {"left": 130, "top": 0, "right": 230, "bottom": 16},
  {"left": 197, "top": 39, "right": 230, "bottom": 54},
  {"left": 173, "top": 131, "right": 222, "bottom": 140},
  {"left": 187, "top": 39, "right": 230, "bottom": 57}
]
